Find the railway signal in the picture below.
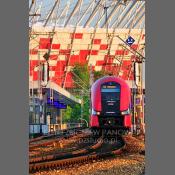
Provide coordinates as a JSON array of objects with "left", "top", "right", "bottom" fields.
[{"left": 126, "top": 36, "right": 135, "bottom": 46}]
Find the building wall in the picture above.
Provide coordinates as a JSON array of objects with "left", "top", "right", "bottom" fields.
[{"left": 29, "top": 27, "right": 145, "bottom": 88}]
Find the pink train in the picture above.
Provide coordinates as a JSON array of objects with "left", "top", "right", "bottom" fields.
[{"left": 90, "top": 76, "right": 131, "bottom": 133}]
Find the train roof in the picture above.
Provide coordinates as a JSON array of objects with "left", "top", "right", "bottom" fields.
[{"left": 92, "top": 76, "right": 130, "bottom": 89}]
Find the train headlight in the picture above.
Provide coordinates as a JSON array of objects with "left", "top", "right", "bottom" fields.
[
  {"left": 92, "top": 109, "right": 100, "bottom": 115},
  {"left": 121, "top": 108, "right": 130, "bottom": 115},
  {"left": 97, "top": 112, "right": 100, "bottom": 115}
]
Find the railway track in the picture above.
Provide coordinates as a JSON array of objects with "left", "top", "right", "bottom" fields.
[
  {"left": 29, "top": 127, "right": 88, "bottom": 149},
  {"left": 29, "top": 135, "right": 125, "bottom": 173},
  {"left": 29, "top": 133, "right": 92, "bottom": 158},
  {"left": 30, "top": 127, "right": 87, "bottom": 143},
  {"left": 30, "top": 135, "right": 103, "bottom": 163}
]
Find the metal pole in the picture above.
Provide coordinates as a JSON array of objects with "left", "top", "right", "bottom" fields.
[
  {"left": 139, "top": 62, "right": 142, "bottom": 134},
  {"left": 38, "top": 51, "right": 43, "bottom": 134},
  {"left": 81, "top": 96, "right": 84, "bottom": 119},
  {"left": 89, "top": 64, "right": 94, "bottom": 123},
  {"left": 44, "top": 0, "right": 60, "bottom": 27},
  {"left": 135, "top": 61, "right": 144, "bottom": 135},
  {"left": 89, "top": 64, "right": 94, "bottom": 87},
  {"left": 140, "top": 61, "right": 145, "bottom": 134},
  {"left": 132, "top": 77, "right": 136, "bottom": 134},
  {"left": 29, "top": 0, "right": 35, "bottom": 13},
  {"left": 60, "top": 109, "right": 62, "bottom": 130}
]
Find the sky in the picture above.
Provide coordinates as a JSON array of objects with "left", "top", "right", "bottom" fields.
[{"left": 29, "top": 0, "right": 145, "bottom": 29}]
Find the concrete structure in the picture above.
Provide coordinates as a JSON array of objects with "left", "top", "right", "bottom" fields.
[
  {"left": 29, "top": 81, "right": 82, "bottom": 136},
  {"left": 30, "top": 27, "right": 145, "bottom": 88}
]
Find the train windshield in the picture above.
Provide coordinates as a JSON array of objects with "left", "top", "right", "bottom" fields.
[
  {"left": 101, "top": 88, "right": 120, "bottom": 92},
  {"left": 101, "top": 83, "right": 120, "bottom": 93}
]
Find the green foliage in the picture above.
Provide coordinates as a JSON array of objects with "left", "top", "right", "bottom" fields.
[
  {"left": 62, "top": 104, "right": 81, "bottom": 123},
  {"left": 62, "top": 106, "right": 72, "bottom": 122},
  {"left": 72, "top": 63, "right": 90, "bottom": 89},
  {"left": 63, "top": 63, "right": 106, "bottom": 124},
  {"left": 81, "top": 95, "right": 90, "bottom": 122},
  {"left": 94, "top": 70, "right": 106, "bottom": 81},
  {"left": 71, "top": 104, "right": 81, "bottom": 121}
]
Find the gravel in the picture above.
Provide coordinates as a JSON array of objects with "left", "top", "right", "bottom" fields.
[
  {"left": 31, "top": 135, "right": 145, "bottom": 175},
  {"left": 30, "top": 134, "right": 91, "bottom": 157},
  {"left": 31, "top": 154, "right": 145, "bottom": 175}
]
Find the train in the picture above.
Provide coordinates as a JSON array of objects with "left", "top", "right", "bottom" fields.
[{"left": 90, "top": 76, "right": 131, "bottom": 134}]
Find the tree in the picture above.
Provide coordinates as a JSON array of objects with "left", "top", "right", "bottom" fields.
[
  {"left": 94, "top": 70, "right": 106, "bottom": 81},
  {"left": 71, "top": 104, "right": 81, "bottom": 121},
  {"left": 63, "top": 63, "right": 106, "bottom": 124},
  {"left": 72, "top": 63, "right": 90, "bottom": 89},
  {"left": 62, "top": 106, "right": 72, "bottom": 123},
  {"left": 62, "top": 104, "right": 81, "bottom": 123},
  {"left": 71, "top": 63, "right": 90, "bottom": 122}
]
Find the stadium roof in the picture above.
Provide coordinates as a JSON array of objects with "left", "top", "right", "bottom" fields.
[{"left": 29, "top": 0, "right": 145, "bottom": 29}]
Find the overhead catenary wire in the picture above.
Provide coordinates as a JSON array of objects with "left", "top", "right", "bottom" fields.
[
  {"left": 62, "top": 0, "right": 84, "bottom": 88},
  {"left": 71, "top": 71, "right": 89, "bottom": 88}
]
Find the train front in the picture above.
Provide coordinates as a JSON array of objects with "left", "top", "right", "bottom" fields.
[{"left": 90, "top": 76, "right": 131, "bottom": 131}]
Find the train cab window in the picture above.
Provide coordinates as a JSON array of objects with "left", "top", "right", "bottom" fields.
[
  {"left": 101, "top": 83, "right": 120, "bottom": 99},
  {"left": 101, "top": 82, "right": 120, "bottom": 92}
]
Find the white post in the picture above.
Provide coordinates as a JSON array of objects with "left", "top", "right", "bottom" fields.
[{"left": 60, "top": 109, "right": 62, "bottom": 130}]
